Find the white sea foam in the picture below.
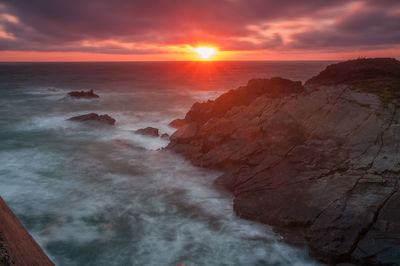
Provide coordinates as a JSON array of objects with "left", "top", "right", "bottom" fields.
[
  {"left": 22, "top": 87, "right": 67, "bottom": 95},
  {"left": 13, "top": 114, "right": 78, "bottom": 131},
  {"left": 179, "top": 90, "right": 222, "bottom": 101},
  {"left": 0, "top": 143, "right": 321, "bottom": 265}
]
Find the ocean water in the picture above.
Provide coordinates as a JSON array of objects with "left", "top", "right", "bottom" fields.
[{"left": 0, "top": 61, "right": 333, "bottom": 266}]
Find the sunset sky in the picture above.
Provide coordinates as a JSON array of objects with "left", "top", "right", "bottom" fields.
[{"left": 0, "top": 0, "right": 399, "bottom": 61}]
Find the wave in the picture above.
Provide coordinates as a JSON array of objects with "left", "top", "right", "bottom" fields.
[{"left": 0, "top": 146, "right": 320, "bottom": 265}]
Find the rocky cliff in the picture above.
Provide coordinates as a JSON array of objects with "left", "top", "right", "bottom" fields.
[
  {"left": 167, "top": 58, "right": 400, "bottom": 265},
  {"left": 0, "top": 197, "right": 54, "bottom": 266}
]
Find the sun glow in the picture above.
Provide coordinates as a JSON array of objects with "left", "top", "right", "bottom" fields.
[{"left": 192, "top": 46, "right": 218, "bottom": 60}]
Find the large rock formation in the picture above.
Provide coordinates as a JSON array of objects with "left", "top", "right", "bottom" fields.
[
  {"left": 0, "top": 197, "right": 54, "bottom": 266},
  {"left": 167, "top": 58, "right": 400, "bottom": 265}
]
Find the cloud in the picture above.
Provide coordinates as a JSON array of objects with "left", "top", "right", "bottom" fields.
[
  {"left": 289, "top": 3, "right": 400, "bottom": 50},
  {"left": 0, "top": 0, "right": 398, "bottom": 54}
]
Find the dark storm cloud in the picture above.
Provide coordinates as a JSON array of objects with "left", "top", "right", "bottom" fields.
[
  {"left": 291, "top": 6, "right": 400, "bottom": 50},
  {"left": 0, "top": 0, "right": 398, "bottom": 53}
]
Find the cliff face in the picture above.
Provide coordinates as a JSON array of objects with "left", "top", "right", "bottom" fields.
[
  {"left": 167, "top": 58, "right": 400, "bottom": 265},
  {"left": 0, "top": 197, "right": 54, "bottom": 266}
]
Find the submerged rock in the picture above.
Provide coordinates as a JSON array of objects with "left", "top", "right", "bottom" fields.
[
  {"left": 67, "top": 89, "right": 99, "bottom": 99},
  {"left": 68, "top": 113, "right": 115, "bottom": 126},
  {"left": 135, "top": 127, "right": 159, "bottom": 137},
  {"left": 167, "top": 58, "right": 400, "bottom": 265},
  {"left": 161, "top": 133, "right": 170, "bottom": 140}
]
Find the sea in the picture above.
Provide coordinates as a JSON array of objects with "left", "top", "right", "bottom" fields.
[{"left": 0, "top": 61, "right": 333, "bottom": 266}]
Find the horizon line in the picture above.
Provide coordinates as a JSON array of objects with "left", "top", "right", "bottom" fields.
[{"left": 0, "top": 59, "right": 352, "bottom": 63}]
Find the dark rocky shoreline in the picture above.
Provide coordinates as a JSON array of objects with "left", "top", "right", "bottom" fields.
[{"left": 167, "top": 58, "right": 400, "bottom": 265}]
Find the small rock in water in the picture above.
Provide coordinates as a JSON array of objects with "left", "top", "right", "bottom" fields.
[
  {"left": 67, "top": 113, "right": 115, "bottom": 126},
  {"left": 161, "top": 133, "right": 170, "bottom": 140},
  {"left": 68, "top": 89, "right": 99, "bottom": 99},
  {"left": 135, "top": 127, "right": 159, "bottom": 137}
]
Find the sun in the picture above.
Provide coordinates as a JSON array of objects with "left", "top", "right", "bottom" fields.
[{"left": 192, "top": 46, "right": 218, "bottom": 60}]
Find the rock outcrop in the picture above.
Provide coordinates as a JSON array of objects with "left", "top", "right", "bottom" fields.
[
  {"left": 68, "top": 113, "right": 116, "bottom": 126},
  {"left": 67, "top": 89, "right": 99, "bottom": 99},
  {"left": 0, "top": 197, "right": 54, "bottom": 266},
  {"left": 135, "top": 127, "right": 159, "bottom": 137},
  {"left": 167, "top": 58, "right": 400, "bottom": 265},
  {"left": 0, "top": 235, "right": 9, "bottom": 266},
  {"left": 168, "top": 119, "right": 186, "bottom": 128}
]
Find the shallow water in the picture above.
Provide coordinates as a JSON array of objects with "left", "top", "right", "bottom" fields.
[{"left": 0, "top": 61, "right": 330, "bottom": 265}]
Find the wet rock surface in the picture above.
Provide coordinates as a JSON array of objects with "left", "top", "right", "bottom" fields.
[
  {"left": 68, "top": 113, "right": 116, "bottom": 126},
  {"left": 67, "top": 89, "right": 99, "bottom": 99},
  {"left": 167, "top": 58, "right": 400, "bottom": 265},
  {"left": 0, "top": 235, "right": 10, "bottom": 266}
]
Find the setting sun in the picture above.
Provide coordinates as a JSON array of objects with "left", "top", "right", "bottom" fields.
[{"left": 192, "top": 46, "right": 218, "bottom": 60}]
